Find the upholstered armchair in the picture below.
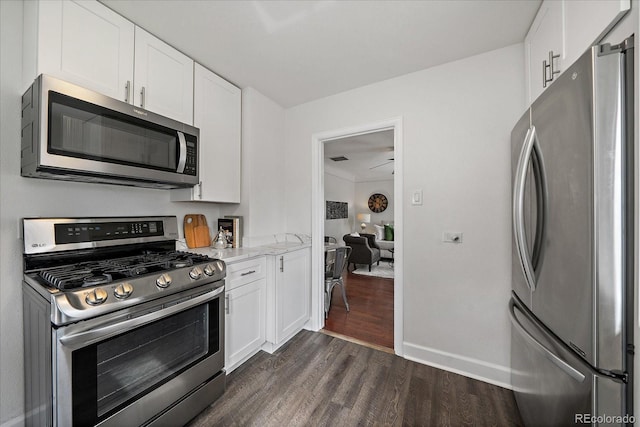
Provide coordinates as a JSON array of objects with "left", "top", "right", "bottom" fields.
[{"left": 342, "top": 233, "right": 381, "bottom": 272}]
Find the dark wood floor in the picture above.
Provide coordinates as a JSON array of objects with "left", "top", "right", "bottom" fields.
[
  {"left": 323, "top": 266, "right": 394, "bottom": 349},
  {"left": 188, "top": 330, "right": 523, "bottom": 426}
]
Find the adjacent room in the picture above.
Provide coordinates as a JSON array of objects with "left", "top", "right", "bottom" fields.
[
  {"left": 0, "top": 0, "right": 638, "bottom": 426},
  {"left": 323, "top": 130, "right": 395, "bottom": 350}
]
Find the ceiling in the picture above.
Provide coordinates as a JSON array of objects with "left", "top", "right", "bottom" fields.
[
  {"left": 324, "top": 130, "right": 395, "bottom": 182},
  {"left": 100, "top": 0, "right": 541, "bottom": 108}
]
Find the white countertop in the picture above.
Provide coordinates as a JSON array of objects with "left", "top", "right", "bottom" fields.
[{"left": 182, "top": 242, "right": 311, "bottom": 264}]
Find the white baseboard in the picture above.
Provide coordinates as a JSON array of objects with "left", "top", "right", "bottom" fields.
[
  {"left": 0, "top": 413, "right": 25, "bottom": 427},
  {"left": 403, "top": 342, "right": 512, "bottom": 390}
]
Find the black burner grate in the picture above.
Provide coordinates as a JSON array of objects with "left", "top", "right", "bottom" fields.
[{"left": 38, "top": 251, "right": 211, "bottom": 290}]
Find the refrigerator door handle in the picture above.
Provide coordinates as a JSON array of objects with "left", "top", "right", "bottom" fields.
[
  {"left": 530, "top": 138, "right": 548, "bottom": 272},
  {"left": 509, "top": 298, "right": 586, "bottom": 382},
  {"left": 513, "top": 126, "right": 537, "bottom": 290}
]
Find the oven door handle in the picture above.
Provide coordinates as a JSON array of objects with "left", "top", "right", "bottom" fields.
[{"left": 59, "top": 286, "right": 224, "bottom": 349}]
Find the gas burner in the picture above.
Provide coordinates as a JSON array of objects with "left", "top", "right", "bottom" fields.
[
  {"left": 167, "top": 259, "right": 193, "bottom": 269},
  {"left": 82, "top": 273, "right": 113, "bottom": 286},
  {"left": 129, "top": 266, "right": 148, "bottom": 275}
]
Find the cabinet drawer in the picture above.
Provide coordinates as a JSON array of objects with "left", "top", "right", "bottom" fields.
[{"left": 226, "top": 257, "right": 266, "bottom": 290}]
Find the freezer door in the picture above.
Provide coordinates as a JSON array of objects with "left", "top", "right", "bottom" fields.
[
  {"left": 529, "top": 48, "right": 595, "bottom": 363},
  {"left": 511, "top": 297, "right": 592, "bottom": 426},
  {"left": 511, "top": 295, "right": 630, "bottom": 425}
]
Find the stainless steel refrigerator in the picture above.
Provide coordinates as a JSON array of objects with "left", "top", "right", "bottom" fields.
[{"left": 510, "top": 36, "right": 634, "bottom": 426}]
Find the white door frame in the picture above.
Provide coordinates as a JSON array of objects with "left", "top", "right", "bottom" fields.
[{"left": 310, "top": 117, "right": 404, "bottom": 356}]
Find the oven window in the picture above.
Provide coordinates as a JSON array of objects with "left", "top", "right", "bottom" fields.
[
  {"left": 48, "top": 92, "right": 178, "bottom": 171},
  {"left": 72, "top": 301, "right": 220, "bottom": 425}
]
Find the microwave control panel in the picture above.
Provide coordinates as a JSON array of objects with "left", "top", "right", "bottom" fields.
[{"left": 184, "top": 140, "right": 197, "bottom": 176}]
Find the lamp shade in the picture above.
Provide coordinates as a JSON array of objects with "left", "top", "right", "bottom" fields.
[{"left": 356, "top": 213, "right": 371, "bottom": 223}]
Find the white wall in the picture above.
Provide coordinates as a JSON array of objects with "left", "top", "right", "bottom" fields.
[
  {"left": 284, "top": 43, "right": 525, "bottom": 386},
  {"left": 355, "top": 179, "right": 394, "bottom": 226},
  {"left": 324, "top": 171, "right": 355, "bottom": 242},
  {"left": 0, "top": 2, "right": 224, "bottom": 424},
  {"left": 221, "top": 87, "right": 286, "bottom": 245}
]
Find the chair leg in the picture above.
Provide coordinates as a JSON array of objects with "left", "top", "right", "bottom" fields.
[
  {"left": 324, "top": 281, "right": 332, "bottom": 318},
  {"left": 339, "top": 279, "right": 349, "bottom": 312},
  {"left": 369, "top": 264, "right": 372, "bottom": 271}
]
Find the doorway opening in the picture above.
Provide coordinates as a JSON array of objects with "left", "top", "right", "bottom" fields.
[
  {"left": 323, "top": 130, "right": 395, "bottom": 349},
  {"left": 310, "top": 118, "right": 403, "bottom": 355}
]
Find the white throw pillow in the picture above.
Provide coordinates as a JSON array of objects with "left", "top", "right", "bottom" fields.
[
  {"left": 350, "top": 232, "right": 360, "bottom": 237},
  {"left": 373, "top": 224, "right": 384, "bottom": 240}
]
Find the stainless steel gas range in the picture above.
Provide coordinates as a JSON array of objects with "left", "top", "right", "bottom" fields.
[{"left": 22, "top": 216, "right": 226, "bottom": 427}]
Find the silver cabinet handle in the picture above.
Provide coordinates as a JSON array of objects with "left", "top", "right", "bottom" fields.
[
  {"left": 241, "top": 270, "right": 256, "bottom": 277},
  {"left": 543, "top": 50, "right": 560, "bottom": 88},
  {"left": 125, "top": 80, "right": 131, "bottom": 103},
  {"left": 513, "top": 126, "right": 537, "bottom": 291},
  {"left": 509, "top": 299, "right": 585, "bottom": 382},
  {"left": 140, "top": 86, "right": 146, "bottom": 108},
  {"left": 280, "top": 256, "right": 284, "bottom": 272},
  {"left": 225, "top": 295, "right": 230, "bottom": 314}
]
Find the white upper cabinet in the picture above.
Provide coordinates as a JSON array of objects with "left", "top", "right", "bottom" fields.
[
  {"left": 524, "top": 0, "right": 630, "bottom": 105},
  {"left": 171, "top": 64, "right": 241, "bottom": 203},
  {"left": 24, "top": 0, "right": 194, "bottom": 124},
  {"left": 133, "top": 27, "right": 194, "bottom": 124},
  {"left": 24, "top": 0, "right": 134, "bottom": 100},
  {"left": 525, "top": 0, "right": 564, "bottom": 104},
  {"left": 563, "top": 0, "right": 631, "bottom": 67}
]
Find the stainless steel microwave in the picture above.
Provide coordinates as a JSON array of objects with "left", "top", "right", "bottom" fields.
[{"left": 21, "top": 74, "right": 199, "bottom": 189}]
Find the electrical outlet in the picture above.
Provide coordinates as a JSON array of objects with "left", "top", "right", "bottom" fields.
[{"left": 443, "top": 232, "right": 463, "bottom": 243}]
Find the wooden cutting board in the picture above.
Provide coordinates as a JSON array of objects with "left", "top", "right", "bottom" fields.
[{"left": 184, "top": 214, "right": 211, "bottom": 248}]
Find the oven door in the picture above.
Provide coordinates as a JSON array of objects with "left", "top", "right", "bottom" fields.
[{"left": 53, "top": 284, "right": 224, "bottom": 426}]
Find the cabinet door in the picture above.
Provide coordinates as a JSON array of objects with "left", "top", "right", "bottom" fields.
[
  {"left": 35, "top": 0, "right": 134, "bottom": 101},
  {"left": 133, "top": 27, "right": 194, "bottom": 124},
  {"left": 225, "top": 279, "right": 266, "bottom": 373},
  {"left": 172, "top": 64, "right": 241, "bottom": 202},
  {"left": 525, "top": 0, "right": 564, "bottom": 103},
  {"left": 276, "top": 248, "right": 311, "bottom": 343},
  {"left": 564, "top": 0, "right": 630, "bottom": 67}
]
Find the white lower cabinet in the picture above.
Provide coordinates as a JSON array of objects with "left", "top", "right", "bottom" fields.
[
  {"left": 263, "top": 247, "right": 311, "bottom": 353},
  {"left": 224, "top": 257, "right": 266, "bottom": 373}
]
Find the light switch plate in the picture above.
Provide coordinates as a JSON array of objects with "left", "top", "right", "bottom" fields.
[{"left": 412, "top": 190, "right": 423, "bottom": 205}]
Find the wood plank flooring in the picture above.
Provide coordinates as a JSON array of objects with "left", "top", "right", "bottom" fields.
[
  {"left": 188, "top": 330, "right": 523, "bottom": 427},
  {"left": 323, "top": 268, "right": 394, "bottom": 349}
]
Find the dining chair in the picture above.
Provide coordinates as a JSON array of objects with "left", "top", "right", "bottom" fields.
[{"left": 324, "top": 246, "right": 352, "bottom": 318}]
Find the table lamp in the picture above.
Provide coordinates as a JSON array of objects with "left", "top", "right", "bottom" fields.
[{"left": 356, "top": 213, "right": 371, "bottom": 232}]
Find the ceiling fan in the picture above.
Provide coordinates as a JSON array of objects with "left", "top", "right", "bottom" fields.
[{"left": 369, "top": 158, "right": 394, "bottom": 170}]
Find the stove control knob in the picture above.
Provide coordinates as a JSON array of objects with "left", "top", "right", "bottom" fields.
[
  {"left": 114, "top": 282, "right": 134, "bottom": 299},
  {"left": 203, "top": 263, "right": 216, "bottom": 276},
  {"left": 189, "top": 266, "right": 203, "bottom": 280},
  {"left": 86, "top": 288, "right": 108, "bottom": 305},
  {"left": 156, "top": 273, "right": 172, "bottom": 288}
]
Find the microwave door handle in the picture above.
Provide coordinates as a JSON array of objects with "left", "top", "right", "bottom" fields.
[{"left": 177, "top": 131, "right": 187, "bottom": 173}]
